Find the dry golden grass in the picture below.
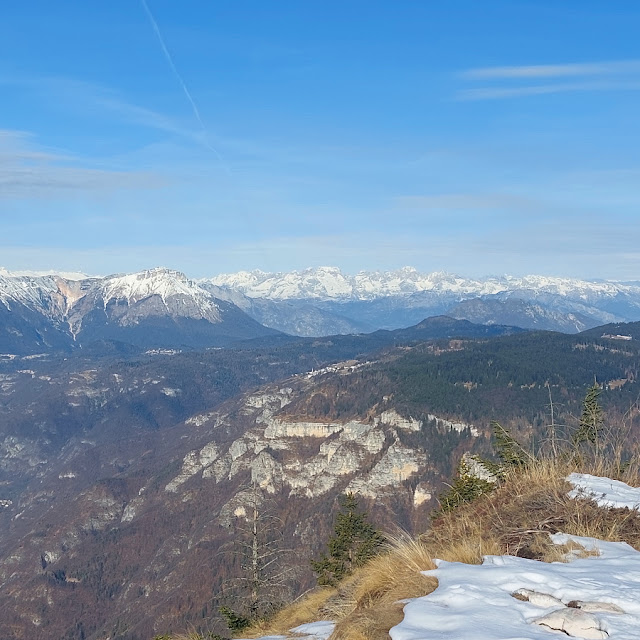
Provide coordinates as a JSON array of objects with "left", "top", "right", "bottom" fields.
[
  {"left": 330, "top": 536, "right": 437, "bottom": 640},
  {"left": 427, "top": 455, "right": 640, "bottom": 565},
  {"left": 240, "top": 587, "right": 337, "bottom": 638}
]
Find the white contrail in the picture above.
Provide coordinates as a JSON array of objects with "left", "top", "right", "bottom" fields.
[{"left": 140, "top": 0, "right": 223, "bottom": 162}]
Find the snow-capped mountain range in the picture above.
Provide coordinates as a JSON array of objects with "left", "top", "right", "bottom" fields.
[
  {"left": 207, "top": 266, "right": 638, "bottom": 302},
  {"left": 0, "top": 267, "right": 277, "bottom": 354},
  {"left": 206, "top": 266, "right": 640, "bottom": 333},
  {"left": 2, "top": 265, "right": 640, "bottom": 354}
]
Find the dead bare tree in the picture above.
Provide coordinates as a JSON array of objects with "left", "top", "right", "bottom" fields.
[{"left": 220, "top": 481, "right": 300, "bottom": 622}]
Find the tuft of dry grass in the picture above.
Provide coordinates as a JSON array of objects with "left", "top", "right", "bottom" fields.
[
  {"left": 330, "top": 535, "right": 437, "bottom": 640},
  {"left": 240, "top": 587, "right": 337, "bottom": 638},
  {"left": 427, "top": 455, "right": 640, "bottom": 565}
]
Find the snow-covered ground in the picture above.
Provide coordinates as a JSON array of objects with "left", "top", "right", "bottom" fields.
[
  {"left": 391, "top": 534, "right": 640, "bottom": 639},
  {"left": 568, "top": 473, "right": 640, "bottom": 509}
]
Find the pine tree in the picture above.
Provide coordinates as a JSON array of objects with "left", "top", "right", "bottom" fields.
[
  {"left": 435, "top": 455, "right": 497, "bottom": 515},
  {"left": 311, "top": 493, "right": 385, "bottom": 586},
  {"left": 491, "top": 421, "right": 529, "bottom": 468},
  {"left": 573, "top": 383, "right": 604, "bottom": 447}
]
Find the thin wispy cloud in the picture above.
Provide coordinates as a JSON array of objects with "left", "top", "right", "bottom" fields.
[
  {"left": 0, "top": 130, "right": 162, "bottom": 199},
  {"left": 459, "top": 59, "right": 640, "bottom": 100},
  {"left": 464, "top": 60, "right": 640, "bottom": 80},
  {"left": 395, "top": 193, "right": 537, "bottom": 210},
  {"left": 460, "top": 80, "right": 640, "bottom": 101},
  {"left": 0, "top": 73, "right": 212, "bottom": 148},
  {"left": 139, "top": 0, "right": 224, "bottom": 162}
]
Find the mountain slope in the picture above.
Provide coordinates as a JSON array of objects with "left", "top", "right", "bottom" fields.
[
  {"left": 448, "top": 297, "right": 599, "bottom": 332},
  {"left": 200, "top": 281, "right": 371, "bottom": 337},
  {"left": 0, "top": 268, "right": 280, "bottom": 353}
]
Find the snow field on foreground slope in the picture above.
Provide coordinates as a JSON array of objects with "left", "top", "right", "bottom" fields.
[
  {"left": 391, "top": 474, "right": 640, "bottom": 640},
  {"left": 391, "top": 534, "right": 640, "bottom": 639},
  {"left": 568, "top": 473, "right": 640, "bottom": 510}
]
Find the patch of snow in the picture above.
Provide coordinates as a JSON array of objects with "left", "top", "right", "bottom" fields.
[
  {"left": 237, "top": 621, "right": 334, "bottom": 640},
  {"left": 391, "top": 533, "right": 640, "bottom": 640},
  {"left": 289, "top": 622, "right": 335, "bottom": 639},
  {"left": 568, "top": 473, "right": 640, "bottom": 510}
]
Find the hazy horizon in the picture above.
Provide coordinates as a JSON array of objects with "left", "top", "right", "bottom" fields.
[{"left": 1, "top": 263, "right": 638, "bottom": 285}]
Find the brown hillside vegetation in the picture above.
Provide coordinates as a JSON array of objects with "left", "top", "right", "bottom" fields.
[{"left": 237, "top": 455, "right": 640, "bottom": 640}]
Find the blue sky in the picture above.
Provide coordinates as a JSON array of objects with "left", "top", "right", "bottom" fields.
[{"left": 2, "top": 0, "right": 640, "bottom": 279}]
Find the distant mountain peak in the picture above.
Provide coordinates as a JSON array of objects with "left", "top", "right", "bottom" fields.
[
  {"left": 97, "top": 268, "right": 209, "bottom": 306},
  {"left": 0, "top": 267, "right": 279, "bottom": 353}
]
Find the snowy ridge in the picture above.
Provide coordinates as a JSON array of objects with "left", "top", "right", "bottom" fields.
[
  {"left": 0, "top": 267, "right": 90, "bottom": 281},
  {"left": 0, "top": 273, "right": 60, "bottom": 313},
  {"left": 206, "top": 267, "right": 503, "bottom": 300},
  {"left": 0, "top": 268, "right": 228, "bottom": 336},
  {"left": 3, "top": 265, "right": 640, "bottom": 306},
  {"left": 3, "top": 266, "right": 640, "bottom": 343},
  {"left": 206, "top": 267, "right": 640, "bottom": 302},
  {"left": 97, "top": 268, "right": 218, "bottom": 310},
  {"left": 0, "top": 267, "right": 221, "bottom": 315},
  {"left": 3, "top": 266, "right": 639, "bottom": 306}
]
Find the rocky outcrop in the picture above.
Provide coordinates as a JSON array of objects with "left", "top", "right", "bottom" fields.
[
  {"left": 164, "top": 383, "right": 443, "bottom": 503},
  {"left": 534, "top": 608, "right": 607, "bottom": 639},
  {"left": 165, "top": 443, "right": 219, "bottom": 492},
  {"left": 375, "top": 409, "right": 422, "bottom": 432},
  {"left": 347, "top": 441, "right": 421, "bottom": 498}
]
